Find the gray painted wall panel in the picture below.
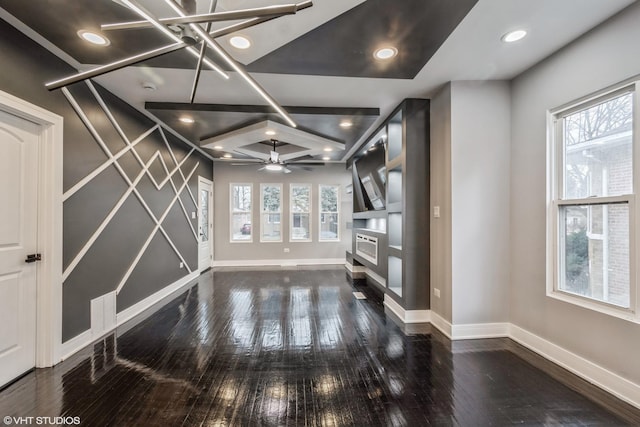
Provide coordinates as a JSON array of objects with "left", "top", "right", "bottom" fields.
[
  {"left": 213, "top": 163, "right": 351, "bottom": 262},
  {"left": 63, "top": 165, "right": 129, "bottom": 269},
  {"left": 510, "top": 2, "right": 640, "bottom": 384},
  {"left": 117, "top": 232, "right": 186, "bottom": 312},
  {"left": 0, "top": 18, "right": 213, "bottom": 342}
]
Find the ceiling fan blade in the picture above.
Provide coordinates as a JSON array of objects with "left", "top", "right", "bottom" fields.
[
  {"left": 120, "top": 0, "right": 227, "bottom": 78},
  {"left": 46, "top": 42, "right": 187, "bottom": 91},
  {"left": 165, "top": 0, "right": 298, "bottom": 128},
  {"left": 189, "top": 0, "right": 217, "bottom": 103},
  {"left": 103, "top": 3, "right": 308, "bottom": 31}
]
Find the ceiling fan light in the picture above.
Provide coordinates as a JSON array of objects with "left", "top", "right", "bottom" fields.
[
  {"left": 265, "top": 164, "right": 283, "bottom": 171},
  {"left": 78, "top": 30, "right": 110, "bottom": 46},
  {"left": 230, "top": 35, "right": 251, "bottom": 49}
]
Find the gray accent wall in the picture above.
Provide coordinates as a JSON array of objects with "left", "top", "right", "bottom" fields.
[
  {"left": 213, "top": 162, "right": 351, "bottom": 262},
  {"left": 510, "top": 2, "right": 640, "bottom": 385},
  {"left": 0, "top": 18, "right": 213, "bottom": 342}
]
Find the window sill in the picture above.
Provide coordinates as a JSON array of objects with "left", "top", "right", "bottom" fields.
[{"left": 546, "top": 290, "right": 638, "bottom": 324}]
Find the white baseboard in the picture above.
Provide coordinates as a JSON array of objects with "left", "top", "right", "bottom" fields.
[
  {"left": 510, "top": 324, "right": 640, "bottom": 409},
  {"left": 429, "top": 311, "right": 452, "bottom": 338},
  {"left": 212, "top": 258, "right": 345, "bottom": 267},
  {"left": 366, "top": 269, "right": 387, "bottom": 287},
  {"left": 116, "top": 271, "right": 199, "bottom": 326},
  {"left": 60, "top": 329, "right": 92, "bottom": 361},
  {"left": 345, "top": 262, "right": 366, "bottom": 278},
  {"left": 383, "top": 295, "right": 431, "bottom": 323},
  {"left": 59, "top": 272, "right": 199, "bottom": 362},
  {"left": 451, "top": 322, "right": 510, "bottom": 340}
]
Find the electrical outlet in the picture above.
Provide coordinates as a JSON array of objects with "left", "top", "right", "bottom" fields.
[
  {"left": 179, "top": 262, "right": 184, "bottom": 269},
  {"left": 284, "top": 248, "right": 290, "bottom": 253},
  {"left": 434, "top": 288, "right": 441, "bottom": 298}
]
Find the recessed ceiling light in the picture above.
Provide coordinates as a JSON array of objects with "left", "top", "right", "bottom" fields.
[
  {"left": 179, "top": 117, "right": 195, "bottom": 124},
  {"left": 323, "top": 148, "right": 333, "bottom": 152},
  {"left": 223, "top": 153, "right": 233, "bottom": 158},
  {"left": 339, "top": 120, "right": 353, "bottom": 128},
  {"left": 322, "top": 156, "right": 331, "bottom": 161},
  {"left": 78, "top": 30, "right": 110, "bottom": 46},
  {"left": 265, "top": 130, "right": 276, "bottom": 136},
  {"left": 213, "top": 145, "right": 223, "bottom": 150},
  {"left": 501, "top": 29, "right": 527, "bottom": 43},
  {"left": 230, "top": 35, "right": 251, "bottom": 49},
  {"left": 374, "top": 47, "right": 398, "bottom": 60},
  {"left": 265, "top": 164, "right": 283, "bottom": 171}
]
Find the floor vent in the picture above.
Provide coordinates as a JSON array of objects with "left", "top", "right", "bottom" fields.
[{"left": 353, "top": 292, "right": 367, "bottom": 300}]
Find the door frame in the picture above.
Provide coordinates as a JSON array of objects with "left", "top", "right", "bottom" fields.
[
  {"left": 0, "top": 90, "right": 63, "bottom": 368},
  {"left": 198, "top": 176, "right": 214, "bottom": 272}
]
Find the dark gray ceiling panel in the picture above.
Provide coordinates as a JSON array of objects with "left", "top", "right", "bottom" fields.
[{"left": 248, "top": 0, "right": 479, "bottom": 79}]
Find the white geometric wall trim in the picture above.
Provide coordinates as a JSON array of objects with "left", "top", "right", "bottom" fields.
[
  {"left": 60, "top": 82, "right": 200, "bottom": 292},
  {"left": 116, "top": 162, "right": 198, "bottom": 294}
]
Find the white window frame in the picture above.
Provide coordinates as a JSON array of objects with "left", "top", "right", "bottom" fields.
[
  {"left": 230, "top": 183, "right": 253, "bottom": 243},
  {"left": 319, "top": 184, "right": 340, "bottom": 242},
  {"left": 290, "top": 183, "right": 312, "bottom": 243},
  {"left": 547, "top": 81, "right": 640, "bottom": 322},
  {"left": 260, "top": 183, "right": 282, "bottom": 243}
]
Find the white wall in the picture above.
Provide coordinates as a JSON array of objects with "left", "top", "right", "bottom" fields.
[
  {"left": 213, "top": 162, "right": 352, "bottom": 263},
  {"left": 430, "top": 81, "right": 511, "bottom": 326},
  {"left": 510, "top": 2, "right": 640, "bottom": 383},
  {"left": 450, "top": 81, "right": 511, "bottom": 325}
]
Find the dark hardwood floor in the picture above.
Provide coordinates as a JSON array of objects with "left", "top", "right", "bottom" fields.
[{"left": 1, "top": 267, "right": 639, "bottom": 426}]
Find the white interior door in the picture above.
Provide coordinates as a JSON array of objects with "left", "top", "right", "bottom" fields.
[
  {"left": 0, "top": 110, "right": 39, "bottom": 387},
  {"left": 198, "top": 178, "right": 213, "bottom": 272}
]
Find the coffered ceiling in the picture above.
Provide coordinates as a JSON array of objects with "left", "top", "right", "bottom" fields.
[{"left": 0, "top": 0, "right": 635, "bottom": 162}]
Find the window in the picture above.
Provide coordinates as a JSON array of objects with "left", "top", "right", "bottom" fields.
[
  {"left": 230, "top": 183, "right": 252, "bottom": 242},
  {"left": 261, "top": 183, "right": 282, "bottom": 242},
  {"left": 549, "top": 86, "right": 636, "bottom": 317},
  {"left": 290, "top": 184, "right": 311, "bottom": 241},
  {"left": 319, "top": 185, "right": 340, "bottom": 241}
]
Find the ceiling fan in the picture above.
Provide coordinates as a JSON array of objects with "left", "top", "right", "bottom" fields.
[
  {"left": 44, "top": 0, "right": 313, "bottom": 128},
  {"left": 232, "top": 139, "right": 325, "bottom": 173}
]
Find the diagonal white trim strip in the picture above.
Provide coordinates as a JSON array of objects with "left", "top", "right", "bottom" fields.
[
  {"left": 85, "top": 82, "right": 197, "bottom": 242},
  {"left": 62, "top": 153, "right": 162, "bottom": 281},
  {"left": 62, "top": 125, "right": 158, "bottom": 201},
  {"left": 62, "top": 86, "right": 197, "bottom": 285},
  {"left": 159, "top": 128, "right": 197, "bottom": 206},
  {"left": 116, "top": 162, "right": 199, "bottom": 294}
]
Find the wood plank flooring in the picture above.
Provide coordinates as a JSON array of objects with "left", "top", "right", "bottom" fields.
[{"left": 1, "top": 267, "right": 639, "bottom": 426}]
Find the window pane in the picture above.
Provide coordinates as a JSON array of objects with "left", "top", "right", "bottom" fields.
[
  {"left": 563, "top": 92, "right": 633, "bottom": 199},
  {"left": 320, "top": 186, "right": 338, "bottom": 212},
  {"left": 261, "top": 184, "right": 281, "bottom": 242},
  {"left": 560, "top": 204, "right": 629, "bottom": 308},
  {"left": 261, "top": 213, "right": 281, "bottom": 241},
  {"left": 233, "top": 185, "right": 252, "bottom": 211},
  {"left": 291, "top": 213, "right": 310, "bottom": 240},
  {"left": 200, "top": 189, "right": 209, "bottom": 242},
  {"left": 291, "top": 186, "right": 310, "bottom": 212},
  {"left": 262, "top": 185, "right": 281, "bottom": 212},
  {"left": 232, "top": 213, "right": 252, "bottom": 241},
  {"left": 320, "top": 213, "right": 339, "bottom": 240}
]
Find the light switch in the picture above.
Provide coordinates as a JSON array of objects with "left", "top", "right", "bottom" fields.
[
  {"left": 433, "top": 206, "right": 440, "bottom": 218},
  {"left": 191, "top": 212, "right": 196, "bottom": 219}
]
